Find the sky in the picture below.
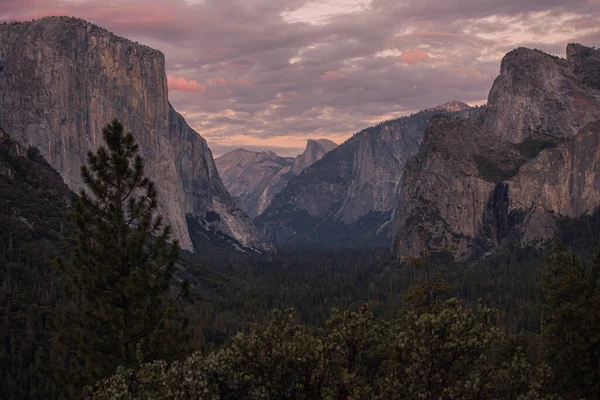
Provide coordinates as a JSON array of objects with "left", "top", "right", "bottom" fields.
[{"left": 1, "top": 0, "right": 599, "bottom": 156}]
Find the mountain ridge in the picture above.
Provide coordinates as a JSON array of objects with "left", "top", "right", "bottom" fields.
[
  {"left": 392, "top": 43, "right": 600, "bottom": 260},
  {"left": 256, "top": 103, "right": 483, "bottom": 248},
  {"left": 216, "top": 138, "right": 337, "bottom": 218},
  {"left": 0, "top": 16, "right": 271, "bottom": 253}
]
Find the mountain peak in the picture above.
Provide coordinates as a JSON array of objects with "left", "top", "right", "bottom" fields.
[
  {"left": 305, "top": 138, "right": 338, "bottom": 152},
  {"left": 293, "top": 138, "right": 338, "bottom": 175},
  {"left": 230, "top": 148, "right": 256, "bottom": 155},
  {"left": 566, "top": 43, "right": 600, "bottom": 64},
  {"left": 486, "top": 44, "right": 600, "bottom": 143},
  {"left": 433, "top": 101, "right": 471, "bottom": 112},
  {"left": 4, "top": 16, "right": 164, "bottom": 59}
]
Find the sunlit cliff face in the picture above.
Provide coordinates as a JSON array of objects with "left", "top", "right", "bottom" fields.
[{"left": 2, "top": 0, "right": 599, "bottom": 156}]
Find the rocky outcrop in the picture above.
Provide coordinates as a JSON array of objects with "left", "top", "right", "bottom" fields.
[
  {"left": 433, "top": 101, "right": 472, "bottom": 113},
  {"left": 0, "top": 16, "right": 270, "bottom": 252},
  {"left": 216, "top": 139, "right": 337, "bottom": 218},
  {"left": 292, "top": 139, "right": 338, "bottom": 175},
  {"left": 0, "top": 128, "right": 27, "bottom": 179},
  {"left": 216, "top": 149, "right": 295, "bottom": 218},
  {"left": 507, "top": 122, "right": 600, "bottom": 244},
  {"left": 256, "top": 103, "right": 483, "bottom": 248},
  {"left": 484, "top": 45, "right": 600, "bottom": 143},
  {"left": 392, "top": 44, "right": 600, "bottom": 260}
]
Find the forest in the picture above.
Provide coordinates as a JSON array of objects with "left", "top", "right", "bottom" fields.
[{"left": 1, "top": 121, "right": 600, "bottom": 399}]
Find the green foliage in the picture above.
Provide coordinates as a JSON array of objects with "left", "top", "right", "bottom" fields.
[
  {"left": 55, "top": 120, "right": 190, "bottom": 392},
  {"left": 3, "top": 120, "right": 600, "bottom": 399},
  {"left": 557, "top": 206, "right": 600, "bottom": 259},
  {"left": 539, "top": 238, "right": 600, "bottom": 399},
  {"left": 384, "top": 300, "right": 499, "bottom": 399},
  {"left": 0, "top": 131, "right": 76, "bottom": 399},
  {"left": 85, "top": 300, "right": 558, "bottom": 399}
]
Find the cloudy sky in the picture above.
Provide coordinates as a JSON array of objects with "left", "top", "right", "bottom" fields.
[{"left": 1, "top": 0, "right": 599, "bottom": 156}]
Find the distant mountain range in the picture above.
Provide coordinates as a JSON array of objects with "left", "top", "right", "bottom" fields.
[
  {"left": 254, "top": 44, "right": 600, "bottom": 257},
  {"left": 1, "top": 16, "right": 599, "bottom": 260},
  {"left": 255, "top": 102, "right": 482, "bottom": 248},
  {"left": 215, "top": 139, "right": 337, "bottom": 218}
]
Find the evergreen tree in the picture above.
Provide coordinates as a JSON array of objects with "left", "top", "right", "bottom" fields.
[
  {"left": 540, "top": 237, "right": 600, "bottom": 398},
  {"left": 56, "top": 120, "right": 189, "bottom": 391},
  {"left": 84, "top": 300, "right": 557, "bottom": 400}
]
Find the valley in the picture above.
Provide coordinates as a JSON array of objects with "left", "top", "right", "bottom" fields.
[{"left": 0, "top": 9, "right": 599, "bottom": 400}]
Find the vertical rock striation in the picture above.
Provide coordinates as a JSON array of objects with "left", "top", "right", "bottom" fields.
[
  {"left": 292, "top": 139, "right": 338, "bottom": 175},
  {"left": 393, "top": 44, "right": 600, "bottom": 260},
  {"left": 215, "top": 139, "right": 338, "bottom": 218},
  {"left": 0, "top": 17, "right": 270, "bottom": 252},
  {"left": 484, "top": 46, "right": 600, "bottom": 143},
  {"left": 216, "top": 149, "right": 296, "bottom": 218},
  {"left": 256, "top": 104, "right": 482, "bottom": 248}
]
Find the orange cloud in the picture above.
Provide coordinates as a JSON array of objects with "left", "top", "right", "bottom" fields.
[
  {"left": 400, "top": 49, "right": 431, "bottom": 65},
  {"left": 320, "top": 70, "right": 346, "bottom": 81},
  {"left": 167, "top": 75, "right": 206, "bottom": 93},
  {"left": 112, "top": 7, "right": 174, "bottom": 26}
]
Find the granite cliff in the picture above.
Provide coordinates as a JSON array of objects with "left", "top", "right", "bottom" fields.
[
  {"left": 256, "top": 103, "right": 482, "bottom": 248},
  {"left": 392, "top": 44, "right": 600, "bottom": 259},
  {"left": 292, "top": 139, "right": 338, "bottom": 175},
  {"left": 215, "top": 139, "right": 337, "bottom": 218},
  {"left": 216, "top": 149, "right": 295, "bottom": 219},
  {"left": 0, "top": 17, "right": 270, "bottom": 252}
]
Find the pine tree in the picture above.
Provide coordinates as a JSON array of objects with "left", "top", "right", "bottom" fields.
[
  {"left": 540, "top": 237, "right": 600, "bottom": 398},
  {"left": 56, "top": 120, "right": 189, "bottom": 391}
]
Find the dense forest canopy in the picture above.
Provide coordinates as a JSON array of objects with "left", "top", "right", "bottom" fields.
[{"left": 1, "top": 123, "right": 600, "bottom": 399}]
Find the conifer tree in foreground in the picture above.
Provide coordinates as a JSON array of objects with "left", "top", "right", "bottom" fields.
[{"left": 56, "top": 120, "right": 189, "bottom": 390}]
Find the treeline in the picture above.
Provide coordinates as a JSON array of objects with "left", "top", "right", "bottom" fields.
[
  {"left": 2, "top": 121, "right": 600, "bottom": 399},
  {"left": 86, "top": 238, "right": 600, "bottom": 399}
]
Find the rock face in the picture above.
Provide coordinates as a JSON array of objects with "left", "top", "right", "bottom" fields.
[
  {"left": 507, "top": 122, "right": 600, "bottom": 244},
  {"left": 392, "top": 44, "right": 600, "bottom": 260},
  {"left": 433, "top": 101, "right": 472, "bottom": 113},
  {"left": 216, "top": 139, "right": 337, "bottom": 218},
  {"left": 484, "top": 46, "right": 600, "bottom": 143},
  {"left": 0, "top": 17, "right": 270, "bottom": 252},
  {"left": 292, "top": 139, "right": 338, "bottom": 175},
  {"left": 256, "top": 104, "right": 482, "bottom": 248},
  {"left": 216, "top": 149, "right": 295, "bottom": 218}
]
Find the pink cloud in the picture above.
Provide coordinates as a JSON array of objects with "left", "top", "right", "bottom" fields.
[
  {"left": 209, "top": 76, "right": 227, "bottom": 85},
  {"left": 208, "top": 77, "right": 252, "bottom": 86},
  {"left": 278, "top": 91, "right": 299, "bottom": 102},
  {"left": 235, "top": 78, "right": 253, "bottom": 86},
  {"left": 167, "top": 75, "right": 206, "bottom": 93},
  {"left": 454, "top": 68, "right": 485, "bottom": 79},
  {"left": 320, "top": 70, "right": 346, "bottom": 81},
  {"left": 400, "top": 49, "right": 431, "bottom": 65},
  {"left": 223, "top": 59, "right": 259, "bottom": 71},
  {"left": 575, "top": 19, "right": 599, "bottom": 29}
]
